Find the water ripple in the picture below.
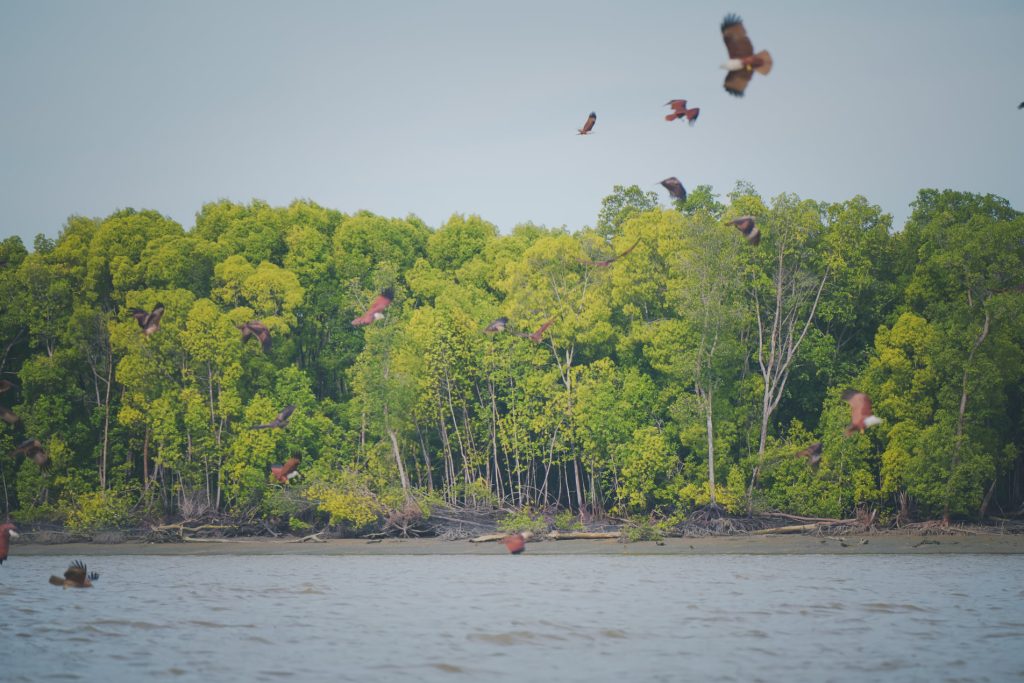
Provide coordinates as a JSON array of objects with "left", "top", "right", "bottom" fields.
[{"left": 3, "top": 554, "right": 1023, "bottom": 682}]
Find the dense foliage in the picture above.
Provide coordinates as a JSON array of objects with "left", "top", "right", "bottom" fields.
[{"left": 1, "top": 186, "right": 1021, "bottom": 531}]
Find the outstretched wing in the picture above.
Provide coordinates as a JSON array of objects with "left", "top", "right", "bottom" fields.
[
  {"left": 275, "top": 404, "right": 296, "bottom": 425},
  {"left": 0, "top": 405, "right": 19, "bottom": 426},
  {"left": 724, "top": 68, "right": 752, "bottom": 96},
  {"left": 483, "top": 317, "right": 508, "bottom": 334},
  {"left": 721, "top": 14, "right": 753, "bottom": 59},
  {"left": 65, "top": 560, "right": 89, "bottom": 585},
  {"left": 579, "top": 112, "right": 596, "bottom": 134},
  {"left": 660, "top": 177, "right": 687, "bottom": 201}
]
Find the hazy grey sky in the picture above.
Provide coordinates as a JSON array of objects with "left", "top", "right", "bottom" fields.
[{"left": 1, "top": 0, "right": 1021, "bottom": 245}]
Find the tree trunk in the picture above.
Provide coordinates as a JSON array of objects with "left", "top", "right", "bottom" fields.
[
  {"left": 705, "top": 390, "right": 717, "bottom": 507},
  {"left": 387, "top": 427, "right": 410, "bottom": 496}
]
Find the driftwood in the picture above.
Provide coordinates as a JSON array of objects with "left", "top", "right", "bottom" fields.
[
  {"left": 469, "top": 533, "right": 507, "bottom": 543},
  {"left": 750, "top": 523, "right": 820, "bottom": 535},
  {"left": 151, "top": 523, "right": 234, "bottom": 534},
  {"left": 182, "top": 536, "right": 235, "bottom": 543},
  {"left": 546, "top": 530, "right": 621, "bottom": 540},
  {"left": 287, "top": 531, "right": 326, "bottom": 543}
]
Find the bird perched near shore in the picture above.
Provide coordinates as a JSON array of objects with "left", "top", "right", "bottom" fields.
[
  {"left": 239, "top": 320, "right": 272, "bottom": 353},
  {"left": 660, "top": 177, "right": 687, "bottom": 202},
  {"left": 577, "top": 238, "right": 642, "bottom": 267},
  {"left": 0, "top": 522, "right": 18, "bottom": 564},
  {"left": 271, "top": 454, "right": 302, "bottom": 484},
  {"left": 578, "top": 112, "right": 597, "bottom": 135},
  {"left": 665, "top": 99, "right": 700, "bottom": 125},
  {"left": 795, "top": 442, "right": 823, "bottom": 469},
  {"left": 129, "top": 303, "right": 165, "bottom": 336},
  {"left": 841, "top": 390, "right": 883, "bottom": 436},
  {"left": 249, "top": 405, "right": 296, "bottom": 430},
  {"left": 352, "top": 289, "right": 394, "bottom": 327},
  {"left": 12, "top": 438, "right": 51, "bottom": 473},
  {"left": 729, "top": 216, "right": 761, "bottom": 245},
  {"left": 501, "top": 531, "right": 533, "bottom": 554},
  {"left": 49, "top": 560, "right": 99, "bottom": 588},
  {"left": 720, "top": 14, "right": 772, "bottom": 96}
]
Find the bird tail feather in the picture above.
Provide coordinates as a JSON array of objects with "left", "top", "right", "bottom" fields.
[
  {"left": 664, "top": 113, "right": 681, "bottom": 121},
  {"left": 49, "top": 576, "right": 65, "bottom": 587},
  {"left": 754, "top": 50, "right": 772, "bottom": 75}
]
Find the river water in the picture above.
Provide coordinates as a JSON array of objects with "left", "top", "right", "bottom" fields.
[{"left": 4, "top": 553, "right": 1023, "bottom": 682}]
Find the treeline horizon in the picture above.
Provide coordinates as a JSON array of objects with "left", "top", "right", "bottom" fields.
[{"left": 0, "top": 183, "right": 1021, "bottom": 533}]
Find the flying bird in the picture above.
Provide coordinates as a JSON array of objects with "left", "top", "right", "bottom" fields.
[
  {"left": 12, "top": 438, "right": 50, "bottom": 473},
  {"left": 720, "top": 14, "right": 772, "bottom": 96},
  {"left": 513, "top": 319, "right": 555, "bottom": 344},
  {"left": 249, "top": 405, "right": 296, "bottom": 430},
  {"left": 729, "top": 216, "right": 761, "bottom": 245},
  {"left": 271, "top": 454, "right": 302, "bottom": 484},
  {"left": 0, "top": 405, "right": 19, "bottom": 426},
  {"left": 795, "top": 442, "right": 823, "bottom": 469},
  {"left": 578, "top": 112, "right": 597, "bottom": 135},
  {"left": 578, "top": 238, "right": 642, "bottom": 267},
  {"left": 49, "top": 560, "right": 99, "bottom": 588},
  {"left": 0, "top": 522, "right": 18, "bottom": 565},
  {"left": 239, "top": 320, "right": 272, "bottom": 353},
  {"left": 351, "top": 289, "right": 394, "bottom": 327},
  {"left": 0, "top": 379, "right": 14, "bottom": 394},
  {"left": 483, "top": 317, "right": 509, "bottom": 334},
  {"left": 665, "top": 100, "right": 700, "bottom": 125},
  {"left": 501, "top": 531, "right": 533, "bottom": 554},
  {"left": 841, "top": 390, "right": 883, "bottom": 436},
  {"left": 1019, "top": 101, "right": 1024, "bottom": 109},
  {"left": 129, "top": 303, "right": 165, "bottom": 336},
  {"left": 660, "top": 177, "right": 687, "bottom": 202}
]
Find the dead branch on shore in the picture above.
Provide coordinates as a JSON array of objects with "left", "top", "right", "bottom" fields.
[
  {"left": 469, "top": 533, "right": 507, "bottom": 543},
  {"left": 288, "top": 531, "right": 326, "bottom": 543},
  {"left": 182, "top": 536, "right": 235, "bottom": 543},
  {"left": 751, "top": 523, "right": 821, "bottom": 535},
  {"left": 151, "top": 522, "right": 235, "bottom": 534},
  {"left": 546, "top": 530, "right": 621, "bottom": 540}
]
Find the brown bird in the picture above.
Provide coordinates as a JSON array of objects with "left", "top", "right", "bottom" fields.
[
  {"left": 0, "top": 522, "right": 18, "bottom": 564},
  {"left": 129, "top": 303, "right": 165, "bottom": 336},
  {"left": 578, "top": 238, "right": 642, "bottom": 267},
  {"left": 841, "top": 390, "right": 883, "bottom": 436},
  {"left": 483, "top": 317, "right": 509, "bottom": 334},
  {"left": 270, "top": 454, "right": 302, "bottom": 484},
  {"left": 239, "top": 320, "right": 272, "bottom": 353},
  {"left": 12, "top": 438, "right": 50, "bottom": 473},
  {"left": 660, "top": 177, "right": 687, "bottom": 202},
  {"left": 796, "top": 442, "right": 823, "bottom": 469},
  {"left": 501, "top": 531, "right": 533, "bottom": 554},
  {"left": 351, "top": 288, "right": 394, "bottom": 327},
  {"left": 513, "top": 318, "right": 555, "bottom": 344},
  {"left": 729, "top": 216, "right": 761, "bottom": 245},
  {"left": 0, "top": 405, "right": 19, "bottom": 426},
  {"left": 49, "top": 560, "right": 99, "bottom": 588},
  {"left": 578, "top": 112, "right": 597, "bottom": 135},
  {"left": 249, "top": 405, "right": 295, "bottom": 430},
  {"left": 720, "top": 14, "right": 772, "bottom": 96},
  {"left": 665, "top": 99, "right": 700, "bottom": 125},
  {"left": 0, "top": 379, "right": 13, "bottom": 394}
]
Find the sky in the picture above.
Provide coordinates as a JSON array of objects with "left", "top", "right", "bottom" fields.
[{"left": 1, "top": 0, "right": 1022, "bottom": 246}]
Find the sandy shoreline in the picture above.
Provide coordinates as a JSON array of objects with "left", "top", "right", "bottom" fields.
[{"left": 10, "top": 532, "right": 1024, "bottom": 556}]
